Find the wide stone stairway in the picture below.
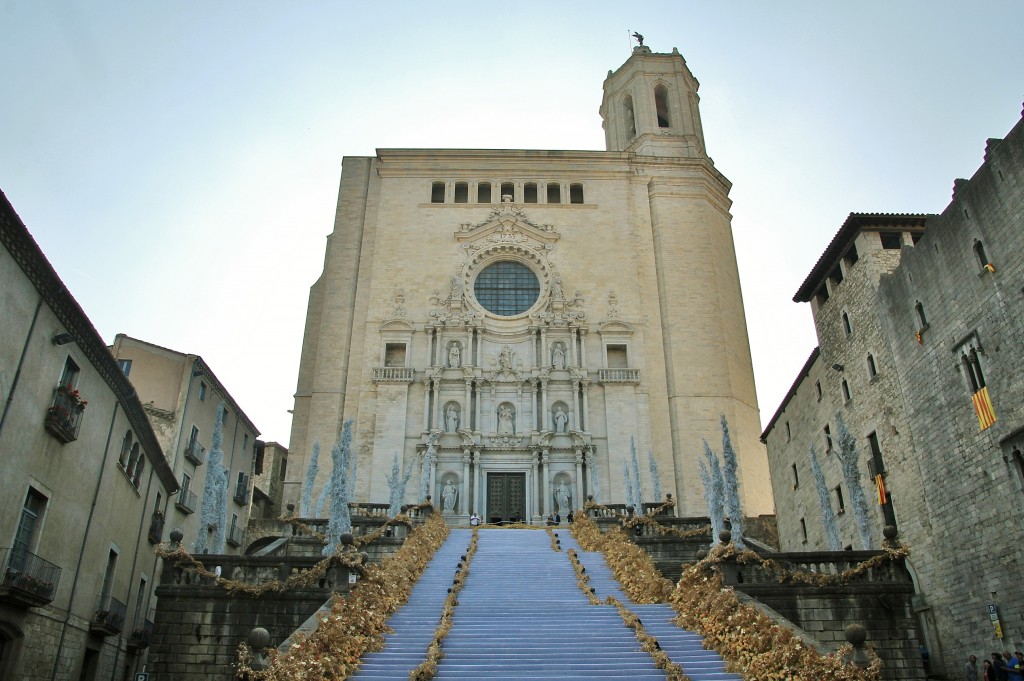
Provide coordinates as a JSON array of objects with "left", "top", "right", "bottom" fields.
[{"left": 354, "top": 528, "right": 739, "bottom": 680}]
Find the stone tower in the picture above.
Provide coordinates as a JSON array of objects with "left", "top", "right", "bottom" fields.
[{"left": 285, "top": 46, "right": 773, "bottom": 522}]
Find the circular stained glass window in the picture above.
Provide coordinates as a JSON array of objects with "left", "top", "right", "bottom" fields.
[{"left": 473, "top": 261, "right": 541, "bottom": 316}]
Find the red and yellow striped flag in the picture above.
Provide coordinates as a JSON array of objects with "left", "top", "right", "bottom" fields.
[
  {"left": 875, "top": 474, "right": 887, "bottom": 505},
  {"left": 972, "top": 386, "right": 997, "bottom": 430}
]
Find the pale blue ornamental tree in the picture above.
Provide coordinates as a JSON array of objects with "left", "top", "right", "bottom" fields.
[
  {"left": 809, "top": 445, "right": 841, "bottom": 550},
  {"left": 720, "top": 415, "right": 745, "bottom": 548},
  {"left": 194, "top": 403, "right": 228, "bottom": 554},
  {"left": 648, "top": 449, "right": 663, "bottom": 505},
  {"left": 323, "top": 419, "right": 355, "bottom": 556},
  {"left": 299, "top": 440, "right": 320, "bottom": 517},
  {"left": 630, "top": 436, "right": 644, "bottom": 511},
  {"left": 699, "top": 439, "right": 725, "bottom": 544},
  {"left": 385, "top": 451, "right": 415, "bottom": 518},
  {"left": 835, "top": 412, "right": 874, "bottom": 550}
]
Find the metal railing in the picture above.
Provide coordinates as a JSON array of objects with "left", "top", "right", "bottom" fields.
[
  {"left": 176, "top": 488, "right": 197, "bottom": 514},
  {"left": 128, "top": 618, "right": 153, "bottom": 648},
  {"left": 148, "top": 511, "right": 165, "bottom": 544},
  {"left": 184, "top": 438, "right": 206, "bottom": 466},
  {"left": 227, "top": 524, "right": 244, "bottom": 547},
  {"left": 0, "top": 547, "right": 61, "bottom": 605},
  {"left": 234, "top": 476, "right": 250, "bottom": 505},
  {"left": 93, "top": 596, "right": 126, "bottom": 633},
  {"left": 44, "top": 387, "right": 86, "bottom": 443}
]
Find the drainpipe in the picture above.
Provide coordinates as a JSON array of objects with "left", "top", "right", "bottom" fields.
[
  {"left": 50, "top": 401, "right": 119, "bottom": 680},
  {"left": 0, "top": 298, "right": 43, "bottom": 438},
  {"left": 108, "top": 465, "right": 157, "bottom": 680}
]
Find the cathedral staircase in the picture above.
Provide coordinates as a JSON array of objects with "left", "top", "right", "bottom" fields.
[{"left": 353, "top": 528, "right": 739, "bottom": 680}]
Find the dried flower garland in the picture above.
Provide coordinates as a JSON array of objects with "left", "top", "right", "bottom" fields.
[
  {"left": 237, "top": 512, "right": 450, "bottom": 680},
  {"left": 565, "top": 548, "right": 601, "bottom": 605},
  {"left": 702, "top": 543, "right": 911, "bottom": 588},
  {"left": 409, "top": 528, "right": 479, "bottom": 681},
  {"left": 607, "top": 595, "right": 690, "bottom": 680},
  {"left": 155, "top": 544, "right": 366, "bottom": 596},
  {"left": 620, "top": 514, "right": 712, "bottom": 539},
  {"left": 546, "top": 528, "right": 562, "bottom": 553},
  {"left": 571, "top": 513, "right": 673, "bottom": 603}
]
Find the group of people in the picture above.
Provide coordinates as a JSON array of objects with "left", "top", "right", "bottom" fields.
[{"left": 965, "top": 651, "right": 1023, "bottom": 680}]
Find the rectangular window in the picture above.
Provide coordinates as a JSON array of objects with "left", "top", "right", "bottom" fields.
[
  {"left": 199, "top": 381, "right": 207, "bottom": 401},
  {"left": 842, "top": 379, "right": 852, "bottom": 402},
  {"left": 59, "top": 356, "right": 81, "bottom": 388},
  {"left": 500, "top": 182, "right": 514, "bottom": 201},
  {"left": 606, "top": 345, "right": 628, "bottom": 369},
  {"left": 117, "top": 359, "right": 132, "bottom": 377},
  {"left": 880, "top": 232, "right": 902, "bottom": 249},
  {"left": 384, "top": 343, "right": 407, "bottom": 367},
  {"left": 824, "top": 424, "right": 833, "bottom": 452},
  {"left": 280, "top": 458, "right": 287, "bottom": 479},
  {"left": 799, "top": 518, "right": 807, "bottom": 543},
  {"left": 815, "top": 380, "right": 822, "bottom": 401},
  {"left": 867, "top": 432, "right": 885, "bottom": 475},
  {"left": 477, "top": 182, "right": 492, "bottom": 203},
  {"left": 785, "top": 421, "right": 791, "bottom": 442},
  {"left": 14, "top": 488, "right": 48, "bottom": 556},
  {"left": 834, "top": 485, "right": 845, "bottom": 514},
  {"left": 546, "top": 183, "right": 561, "bottom": 204},
  {"left": 791, "top": 463, "right": 799, "bottom": 489},
  {"left": 98, "top": 548, "right": 118, "bottom": 610},
  {"left": 189, "top": 425, "right": 200, "bottom": 447},
  {"left": 523, "top": 182, "right": 538, "bottom": 203},
  {"left": 453, "top": 182, "right": 468, "bottom": 203}
]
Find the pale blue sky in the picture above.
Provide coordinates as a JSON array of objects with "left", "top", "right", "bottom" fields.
[{"left": 3, "top": 1, "right": 1023, "bottom": 446}]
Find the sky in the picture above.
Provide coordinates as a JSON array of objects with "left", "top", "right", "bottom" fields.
[{"left": 2, "top": 1, "right": 1023, "bottom": 447}]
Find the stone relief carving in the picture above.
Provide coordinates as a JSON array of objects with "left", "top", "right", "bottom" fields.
[
  {"left": 459, "top": 203, "right": 555, "bottom": 235},
  {"left": 603, "top": 291, "right": 624, "bottom": 322},
  {"left": 487, "top": 345, "right": 525, "bottom": 382},
  {"left": 383, "top": 288, "right": 411, "bottom": 322},
  {"left": 551, "top": 342, "right": 567, "bottom": 369}
]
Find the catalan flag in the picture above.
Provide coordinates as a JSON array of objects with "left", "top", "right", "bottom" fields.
[
  {"left": 875, "top": 474, "right": 887, "bottom": 505},
  {"left": 972, "top": 386, "right": 997, "bottom": 430},
  {"left": 984, "top": 262, "right": 996, "bottom": 273}
]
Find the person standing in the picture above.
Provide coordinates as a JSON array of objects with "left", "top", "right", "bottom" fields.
[
  {"left": 965, "top": 655, "right": 979, "bottom": 681},
  {"left": 993, "top": 653, "right": 1009, "bottom": 681},
  {"left": 1005, "top": 651, "right": 1022, "bottom": 681}
]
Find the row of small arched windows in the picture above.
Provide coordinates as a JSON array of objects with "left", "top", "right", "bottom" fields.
[
  {"left": 431, "top": 181, "right": 585, "bottom": 205},
  {"left": 118, "top": 430, "right": 145, "bottom": 489}
]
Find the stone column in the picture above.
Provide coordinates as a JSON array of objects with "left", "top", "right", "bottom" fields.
[
  {"left": 540, "top": 328, "right": 548, "bottom": 367},
  {"left": 530, "top": 380, "right": 538, "bottom": 432},
  {"left": 575, "top": 450, "right": 584, "bottom": 510},
  {"left": 570, "top": 329, "right": 579, "bottom": 367},
  {"left": 581, "top": 382, "right": 590, "bottom": 432},
  {"left": 422, "top": 379, "right": 432, "bottom": 431},
  {"left": 430, "top": 327, "right": 438, "bottom": 367},
  {"left": 542, "top": 450, "right": 551, "bottom": 517},
  {"left": 579, "top": 329, "right": 587, "bottom": 367},
  {"left": 433, "top": 381, "right": 442, "bottom": 432},
  {"left": 462, "top": 450, "right": 471, "bottom": 515},
  {"left": 540, "top": 380, "right": 549, "bottom": 431},
  {"left": 428, "top": 452, "right": 438, "bottom": 506},
  {"left": 531, "top": 454, "right": 540, "bottom": 518},
  {"left": 465, "top": 326, "right": 473, "bottom": 366},
  {"left": 585, "top": 449, "right": 596, "bottom": 502},
  {"left": 473, "top": 451, "right": 482, "bottom": 515},
  {"left": 464, "top": 380, "right": 473, "bottom": 427}
]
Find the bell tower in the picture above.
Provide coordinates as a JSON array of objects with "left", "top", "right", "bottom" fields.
[{"left": 599, "top": 46, "right": 707, "bottom": 158}]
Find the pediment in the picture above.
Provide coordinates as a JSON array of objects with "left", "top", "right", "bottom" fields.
[{"left": 455, "top": 203, "right": 560, "bottom": 246}]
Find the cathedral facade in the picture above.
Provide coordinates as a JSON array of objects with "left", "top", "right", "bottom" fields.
[{"left": 285, "top": 47, "right": 773, "bottom": 522}]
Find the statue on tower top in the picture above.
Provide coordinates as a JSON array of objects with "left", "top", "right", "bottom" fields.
[{"left": 631, "top": 31, "right": 644, "bottom": 46}]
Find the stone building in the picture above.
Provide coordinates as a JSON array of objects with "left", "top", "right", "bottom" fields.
[
  {"left": 762, "top": 107, "right": 1024, "bottom": 677},
  {"left": 109, "top": 335, "right": 262, "bottom": 555},
  {"left": 286, "top": 46, "right": 774, "bottom": 523},
  {"left": 251, "top": 441, "right": 288, "bottom": 520},
  {"left": 0, "top": 190, "right": 178, "bottom": 680}
]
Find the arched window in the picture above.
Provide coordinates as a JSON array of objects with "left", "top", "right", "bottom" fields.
[
  {"left": 962, "top": 349, "right": 986, "bottom": 392},
  {"left": 546, "top": 183, "right": 561, "bottom": 204},
  {"left": 126, "top": 443, "right": 141, "bottom": 481},
  {"left": 477, "top": 182, "right": 492, "bottom": 203},
  {"left": 453, "top": 182, "right": 468, "bottom": 203},
  {"left": 867, "top": 354, "right": 877, "bottom": 379},
  {"left": 569, "top": 183, "right": 584, "bottom": 204},
  {"left": 974, "top": 239, "right": 990, "bottom": 269},
  {"left": 523, "top": 182, "right": 538, "bottom": 203},
  {"left": 915, "top": 301, "right": 928, "bottom": 328},
  {"left": 654, "top": 84, "right": 671, "bottom": 128},
  {"left": 500, "top": 182, "right": 515, "bottom": 202},
  {"left": 430, "top": 181, "right": 445, "bottom": 203},
  {"left": 842, "top": 311, "right": 852, "bottom": 336},
  {"left": 118, "top": 431, "right": 133, "bottom": 468},
  {"left": 623, "top": 95, "right": 636, "bottom": 138},
  {"left": 131, "top": 453, "right": 145, "bottom": 488}
]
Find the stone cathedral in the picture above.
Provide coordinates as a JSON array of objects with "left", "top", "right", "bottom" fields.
[{"left": 285, "top": 46, "right": 773, "bottom": 524}]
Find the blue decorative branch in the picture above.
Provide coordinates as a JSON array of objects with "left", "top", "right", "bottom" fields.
[
  {"left": 809, "top": 445, "right": 841, "bottom": 550},
  {"left": 299, "top": 440, "right": 320, "bottom": 518},
  {"left": 720, "top": 415, "right": 745, "bottom": 549},
  {"left": 835, "top": 411, "right": 874, "bottom": 550}
]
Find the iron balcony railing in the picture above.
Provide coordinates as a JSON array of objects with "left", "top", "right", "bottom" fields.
[
  {"left": 148, "top": 511, "right": 165, "bottom": 544},
  {"left": 128, "top": 618, "right": 153, "bottom": 649},
  {"left": 227, "top": 524, "right": 244, "bottom": 547},
  {"left": 0, "top": 547, "right": 61, "bottom": 606},
  {"left": 184, "top": 438, "right": 206, "bottom": 465},
  {"left": 93, "top": 596, "right": 126, "bottom": 634},
  {"left": 176, "top": 488, "right": 197, "bottom": 514},
  {"left": 233, "top": 476, "right": 249, "bottom": 505},
  {"left": 44, "top": 386, "right": 86, "bottom": 443}
]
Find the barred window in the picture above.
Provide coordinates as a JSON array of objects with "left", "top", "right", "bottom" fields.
[{"left": 474, "top": 262, "right": 540, "bottom": 316}]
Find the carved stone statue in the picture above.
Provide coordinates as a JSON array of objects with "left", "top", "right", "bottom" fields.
[
  {"left": 555, "top": 482, "right": 571, "bottom": 515},
  {"left": 445, "top": 405, "right": 459, "bottom": 433},
  {"left": 553, "top": 406, "right": 568, "bottom": 433},
  {"left": 498, "top": 346, "right": 513, "bottom": 371},
  {"left": 497, "top": 404, "right": 515, "bottom": 434},
  {"left": 442, "top": 480, "right": 458, "bottom": 514},
  {"left": 552, "top": 342, "right": 566, "bottom": 369},
  {"left": 632, "top": 32, "right": 644, "bottom": 46},
  {"left": 448, "top": 342, "right": 461, "bottom": 368},
  {"left": 551, "top": 276, "right": 565, "bottom": 300}
]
